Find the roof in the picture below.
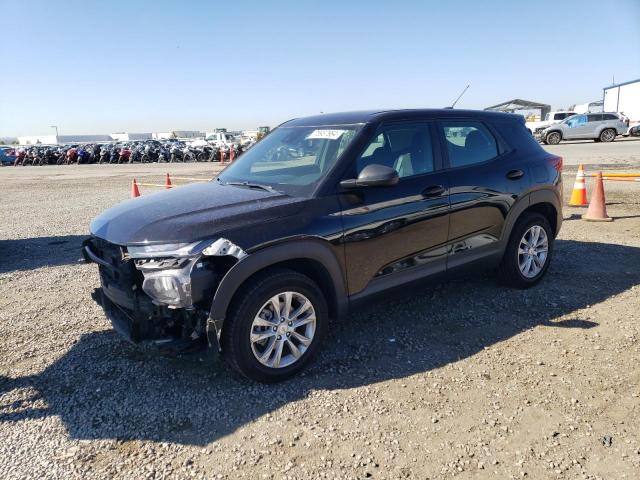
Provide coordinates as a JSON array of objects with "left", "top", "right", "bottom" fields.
[
  {"left": 484, "top": 99, "right": 551, "bottom": 111},
  {"left": 282, "top": 108, "right": 516, "bottom": 127},
  {"left": 603, "top": 78, "right": 640, "bottom": 90}
]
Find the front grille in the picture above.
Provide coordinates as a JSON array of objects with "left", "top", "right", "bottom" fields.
[
  {"left": 89, "top": 238, "right": 138, "bottom": 285},
  {"left": 86, "top": 237, "right": 143, "bottom": 309},
  {"left": 87, "top": 237, "right": 164, "bottom": 342}
]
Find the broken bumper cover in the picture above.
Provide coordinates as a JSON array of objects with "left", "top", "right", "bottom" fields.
[
  {"left": 84, "top": 238, "right": 189, "bottom": 344},
  {"left": 84, "top": 236, "right": 231, "bottom": 348},
  {"left": 93, "top": 288, "right": 144, "bottom": 344}
]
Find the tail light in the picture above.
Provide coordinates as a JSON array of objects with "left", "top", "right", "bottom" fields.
[{"left": 547, "top": 155, "right": 563, "bottom": 173}]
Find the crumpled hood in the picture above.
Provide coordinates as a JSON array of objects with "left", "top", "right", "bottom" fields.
[{"left": 90, "top": 181, "right": 306, "bottom": 246}]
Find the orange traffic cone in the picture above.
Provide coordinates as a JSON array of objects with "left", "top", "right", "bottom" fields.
[
  {"left": 165, "top": 173, "right": 172, "bottom": 189},
  {"left": 582, "top": 172, "right": 612, "bottom": 222},
  {"left": 131, "top": 178, "right": 141, "bottom": 198},
  {"left": 569, "top": 164, "right": 588, "bottom": 206}
]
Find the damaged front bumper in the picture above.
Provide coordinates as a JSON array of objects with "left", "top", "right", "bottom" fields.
[{"left": 83, "top": 237, "right": 222, "bottom": 349}]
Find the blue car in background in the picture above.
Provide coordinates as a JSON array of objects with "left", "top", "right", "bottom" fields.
[{"left": 0, "top": 147, "right": 17, "bottom": 166}]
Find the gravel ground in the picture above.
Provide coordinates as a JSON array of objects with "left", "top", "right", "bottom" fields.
[{"left": 1, "top": 151, "right": 639, "bottom": 479}]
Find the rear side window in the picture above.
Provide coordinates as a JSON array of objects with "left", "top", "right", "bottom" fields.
[
  {"left": 602, "top": 114, "right": 619, "bottom": 120},
  {"left": 587, "top": 114, "right": 603, "bottom": 122},
  {"left": 441, "top": 121, "right": 499, "bottom": 168}
]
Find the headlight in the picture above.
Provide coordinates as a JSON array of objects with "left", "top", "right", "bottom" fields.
[
  {"left": 128, "top": 238, "right": 246, "bottom": 308},
  {"left": 127, "top": 242, "right": 204, "bottom": 259},
  {"left": 127, "top": 238, "right": 246, "bottom": 260},
  {"left": 141, "top": 269, "right": 192, "bottom": 307}
]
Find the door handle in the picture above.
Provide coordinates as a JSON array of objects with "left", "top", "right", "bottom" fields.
[
  {"left": 506, "top": 169, "right": 524, "bottom": 180},
  {"left": 422, "top": 185, "right": 445, "bottom": 197}
]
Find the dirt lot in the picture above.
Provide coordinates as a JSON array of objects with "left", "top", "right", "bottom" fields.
[{"left": 1, "top": 145, "right": 639, "bottom": 479}]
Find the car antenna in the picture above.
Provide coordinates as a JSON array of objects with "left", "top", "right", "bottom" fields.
[{"left": 446, "top": 84, "right": 470, "bottom": 109}]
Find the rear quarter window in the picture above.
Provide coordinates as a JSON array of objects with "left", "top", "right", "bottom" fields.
[{"left": 492, "top": 119, "right": 545, "bottom": 155}]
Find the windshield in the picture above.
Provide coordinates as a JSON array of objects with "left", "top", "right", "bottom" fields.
[{"left": 217, "top": 125, "right": 361, "bottom": 196}]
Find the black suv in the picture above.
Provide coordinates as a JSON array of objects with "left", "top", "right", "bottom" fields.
[{"left": 84, "top": 109, "right": 563, "bottom": 382}]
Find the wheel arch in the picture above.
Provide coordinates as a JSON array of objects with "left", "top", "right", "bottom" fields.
[
  {"left": 524, "top": 200, "right": 560, "bottom": 237},
  {"left": 546, "top": 129, "right": 563, "bottom": 140},
  {"left": 207, "top": 239, "right": 348, "bottom": 342},
  {"left": 501, "top": 190, "right": 562, "bottom": 245}
]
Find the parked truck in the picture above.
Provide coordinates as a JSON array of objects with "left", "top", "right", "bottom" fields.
[{"left": 604, "top": 79, "right": 640, "bottom": 134}]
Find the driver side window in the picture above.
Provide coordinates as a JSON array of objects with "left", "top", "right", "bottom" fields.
[
  {"left": 567, "top": 115, "right": 586, "bottom": 128},
  {"left": 356, "top": 124, "right": 434, "bottom": 179}
]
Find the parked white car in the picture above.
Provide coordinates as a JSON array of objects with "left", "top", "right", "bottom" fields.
[
  {"left": 206, "top": 132, "right": 237, "bottom": 147},
  {"left": 526, "top": 111, "right": 577, "bottom": 135}
]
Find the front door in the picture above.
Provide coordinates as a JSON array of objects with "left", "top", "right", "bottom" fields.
[
  {"left": 564, "top": 114, "right": 590, "bottom": 139},
  {"left": 338, "top": 121, "right": 450, "bottom": 298}
]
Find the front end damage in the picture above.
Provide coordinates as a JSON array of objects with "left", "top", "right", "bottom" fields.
[{"left": 83, "top": 237, "right": 245, "bottom": 352}]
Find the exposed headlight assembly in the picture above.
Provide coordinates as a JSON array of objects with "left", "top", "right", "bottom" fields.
[
  {"left": 140, "top": 261, "right": 197, "bottom": 308},
  {"left": 128, "top": 238, "right": 246, "bottom": 308}
]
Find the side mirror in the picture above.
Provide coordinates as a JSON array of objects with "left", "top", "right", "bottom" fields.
[{"left": 340, "top": 164, "right": 399, "bottom": 189}]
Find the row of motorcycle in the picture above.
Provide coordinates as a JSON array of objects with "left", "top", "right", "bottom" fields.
[{"left": 11, "top": 141, "right": 244, "bottom": 166}]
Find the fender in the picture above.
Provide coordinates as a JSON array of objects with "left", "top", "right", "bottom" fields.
[
  {"left": 207, "top": 238, "right": 348, "bottom": 344},
  {"left": 497, "top": 192, "right": 531, "bottom": 248},
  {"left": 529, "top": 187, "right": 563, "bottom": 236}
]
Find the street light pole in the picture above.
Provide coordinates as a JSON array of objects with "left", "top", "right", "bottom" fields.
[{"left": 50, "top": 125, "right": 59, "bottom": 143}]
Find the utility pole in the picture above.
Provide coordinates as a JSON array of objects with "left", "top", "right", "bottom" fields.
[{"left": 50, "top": 125, "right": 59, "bottom": 143}]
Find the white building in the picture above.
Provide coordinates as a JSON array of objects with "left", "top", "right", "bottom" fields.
[
  {"left": 604, "top": 79, "right": 640, "bottom": 125},
  {"left": 153, "top": 131, "right": 204, "bottom": 140},
  {"left": 110, "top": 132, "right": 152, "bottom": 142},
  {"left": 17, "top": 134, "right": 57, "bottom": 145},
  {"left": 17, "top": 134, "right": 112, "bottom": 145},
  {"left": 572, "top": 100, "right": 604, "bottom": 114}
]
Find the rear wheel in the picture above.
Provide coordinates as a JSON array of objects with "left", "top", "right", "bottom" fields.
[
  {"left": 498, "top": 213, "right": 553, "bottom": 288},
  {"left": 546, "top": 131, "right": 561, "bottom": 145},
  {"left": 221, "top": 269, "right": 328, "bottom": 382},
  {"left": 599, "top": 128, "right": 616, "bottom": 142}
]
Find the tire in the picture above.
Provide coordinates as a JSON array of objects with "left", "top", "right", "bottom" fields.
[
  {"left": 497, "top": 212, "right": 553, "bottom": 289},
  {"left": 546, "top": 131, "right": 561, "bottom": 145},
  {"left": 221, "top": 268, "right": 328, "bottom": 382},
  {"left": 599, "top": 128, "right": 616, "bottom": 143}
]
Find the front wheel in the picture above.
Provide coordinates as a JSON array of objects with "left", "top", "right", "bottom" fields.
[
  {"left": 599, "top": 128, "right": 616, "bottom": 142},
  {"left": 221, "top": 269, "right": 328, "bottom": 382},
  {"left": 497, "top": 212, "right": 553, "bottom": 288},
  {"left": 546, "top": 131, "right": 561, "bottom": 145}
]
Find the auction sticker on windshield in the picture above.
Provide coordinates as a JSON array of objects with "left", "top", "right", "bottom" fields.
[{"left": 306, "top": 129, "right": 347, "bottom": 140}]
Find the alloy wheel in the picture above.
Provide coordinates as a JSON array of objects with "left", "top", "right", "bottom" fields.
[
  {"left": 601, "top": 129, "right": 615, "bottom": 142},
  {"left": 517, "top": 225, "right": 549, "bottom": 278},
  {"left": 250, "top": 291, "right": 316, "bottom": 368}
]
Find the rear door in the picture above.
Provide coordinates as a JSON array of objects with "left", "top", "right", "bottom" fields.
[
  {"left": 437, "top": 119, "right": 529, "bottom": 272},
  {"left": 587, "top": 114, "right": 605, "bottom": 138}
]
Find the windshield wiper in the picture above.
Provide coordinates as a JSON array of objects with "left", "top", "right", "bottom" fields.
[{"left": 224, "top": 181, "right": 274, "bottom": 192}]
